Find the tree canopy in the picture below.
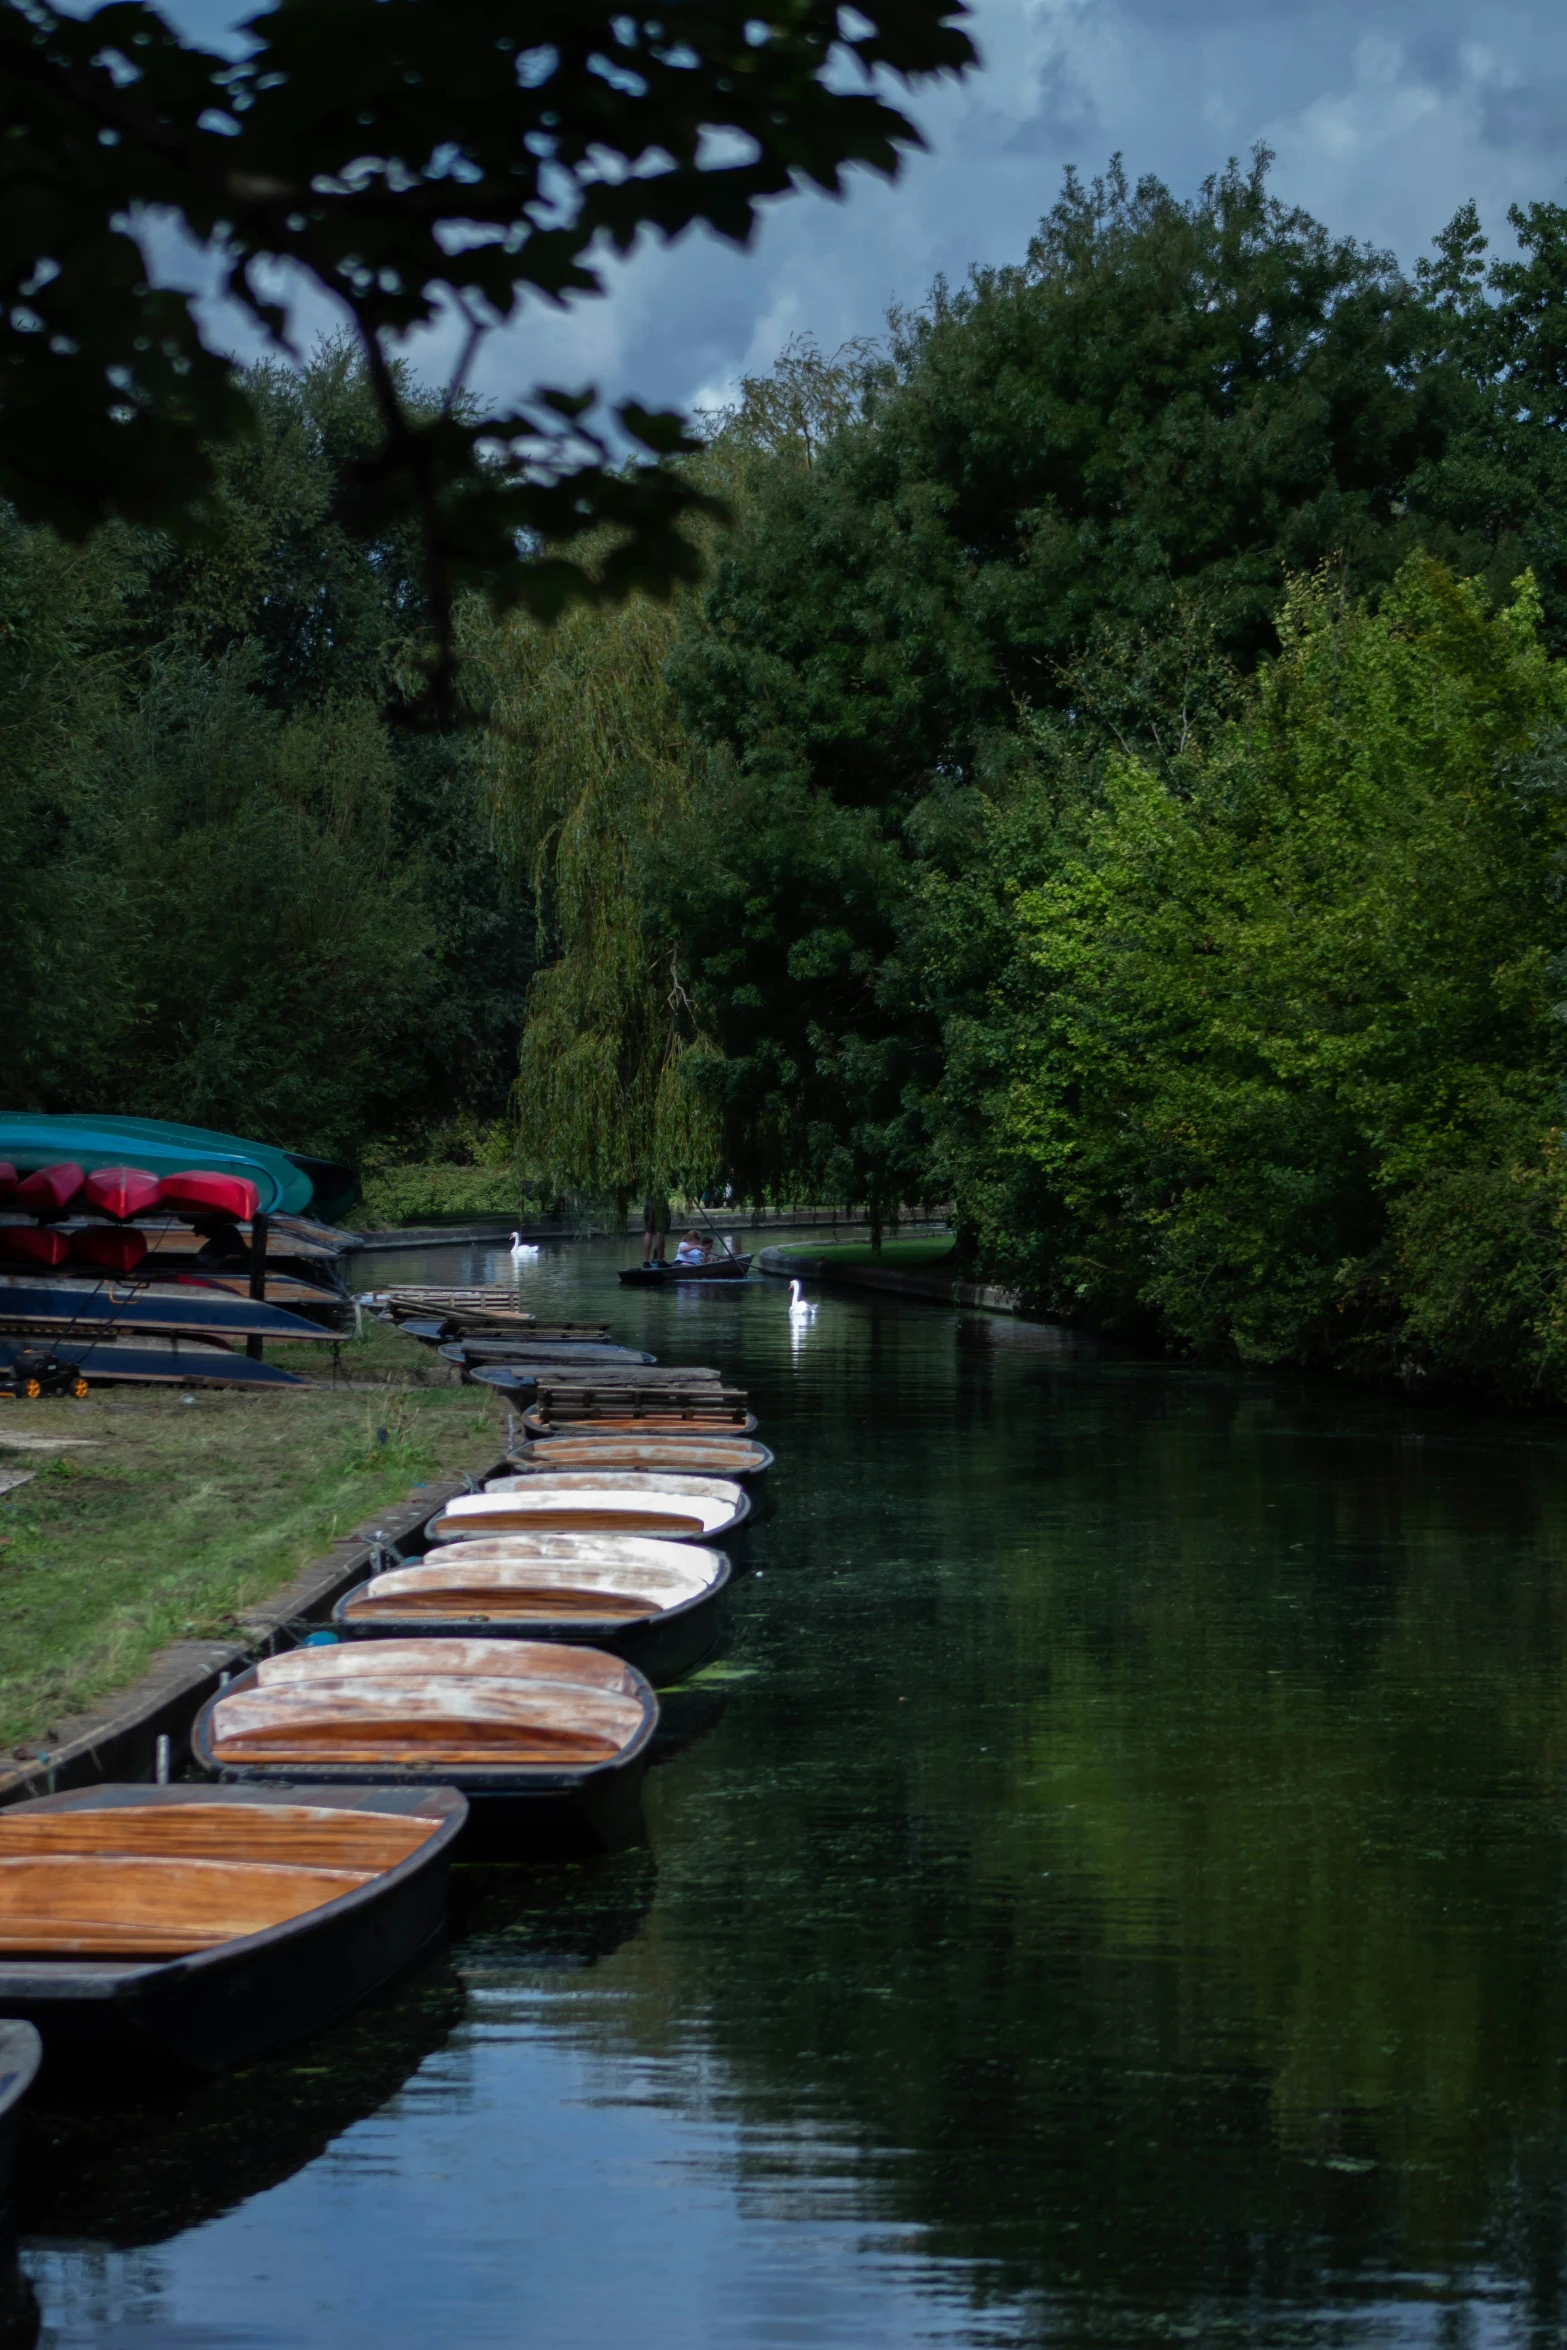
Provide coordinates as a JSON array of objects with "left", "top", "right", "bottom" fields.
[{"left": 1, "top": 0, "right": 975, "bottom": 676}]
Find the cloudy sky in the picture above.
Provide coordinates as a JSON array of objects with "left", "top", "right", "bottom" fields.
[{"left": 164, "top": 0, "right": 1567, "bottom": 419}]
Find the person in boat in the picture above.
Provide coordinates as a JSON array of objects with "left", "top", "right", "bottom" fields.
[
  {"left": 673, "top": 1230, "right": 710, "bottom": 1265},
  {"left": 641, "top": 1193, "right": 670, "bottom": 1266}
]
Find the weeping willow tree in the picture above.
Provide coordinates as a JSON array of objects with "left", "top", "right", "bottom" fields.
[
  {"left": 471, "top": 344, "right": 878, "bottom": 1205},
  {"left": 471, "top": 579, "right": 721, "bottom": 1202}
]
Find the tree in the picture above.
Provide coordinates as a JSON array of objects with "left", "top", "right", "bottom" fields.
[
  {"left": 1, "top": 0, "right": 975, "bottom": 679},
  {"left": 949, "top": 556, "right": 1567, "bottom": 1388}
]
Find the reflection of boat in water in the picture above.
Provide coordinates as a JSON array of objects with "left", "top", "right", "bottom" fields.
[
  {"left": 13, "top": 1955, "right": 465, "bottom": 2249},
  {"left": 0, "top": 2246, "right": 37, "bottom": 2350},
  {"left": 451, "top": 1843, "right": 659, "bottom": 1982}
]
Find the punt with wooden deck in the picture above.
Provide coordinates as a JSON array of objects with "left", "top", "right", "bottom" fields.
[
  {"left": 335, "top": 1536, "right": 730, "bottom": 1682},
  {"left": 193, "top": 1640, "right": 658, "bottom": 1854},
  {"left": 0, "top": 1784, "right": 465, "bottom": 2069}
]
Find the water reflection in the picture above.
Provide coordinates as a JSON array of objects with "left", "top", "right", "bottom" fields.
[{"left": 23, "top": 1237, "right": 1567, "bottom": 2344}]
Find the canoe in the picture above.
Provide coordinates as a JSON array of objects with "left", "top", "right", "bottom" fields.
[
  {"left": 0, "top": 2020, "right": 41, "bottom": 2208},
  {"left": 0, "top": 1783, "right": 465, "bottom": 2070},
  {"left": 428, "top": 1472, "right": 749, "bottom": 1544},
  {"left": 506, "top": 1434, "right": 774, "bottom": 1481},
  {"left": 192, "top": 1640, "right": 658, "bottom": 1854},
  {"left": 523, "top": 1407, "right": 761, "bottom": 1438},
  {"left": 0, "top": 1117, "right": 316, "bottom": 1218},
  {"left": 617, "top": 1255, "right": 752, "bottom": 1286},
  {"left": 336, "top": 1538, "right": 730, "bottom": 1682},
  {"left": 0, "top": 1282, "right": 334, "bottom": 1344},
  {"left": 0, "top": 1227, "right": 72, "bottom": 1268},
  {"left": 82, "top": 1166, "right": 163, "bottom": 1222},
  {"left": 0, "top": 1335, "right": 308, "bottom": 1390},
  {"left": 74, "top": 1227, "right": 149, "bottom": 1274},
  {"left": 15, "top": 1163, "right": 84, "bottom": 1216},
  {"left": 159, "top": 1170, "right": 260, "bottom": 1223}
]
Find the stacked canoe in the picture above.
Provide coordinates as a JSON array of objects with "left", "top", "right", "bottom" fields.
[{"left": 0, "top": 1157, "right": 350, "bottom": 1391}]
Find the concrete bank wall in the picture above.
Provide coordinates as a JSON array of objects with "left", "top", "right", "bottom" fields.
[{"left": 757, "top": 1246, "right": 1020, "bottom": 1314}]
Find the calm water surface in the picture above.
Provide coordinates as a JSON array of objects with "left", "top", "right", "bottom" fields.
[{"left": 13, "top": 1234, "right": 1567, "bottom": 2347}]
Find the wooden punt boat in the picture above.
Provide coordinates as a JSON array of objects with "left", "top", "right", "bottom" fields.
[
  {"left": 192, "top": 1640, "right": 658, "bottom": 1854},
  {"left": 429, "top": 1471, "right": 749, "bottom": 1544},
  {"left": 617, "top": 1255, "right": 752, "bottom": 1286},
  {"left": 523, "top": 1406, "right": 761, "bottom": 1438},
  {"left": 506, "top": 1434, "right": 774, "bottom": 1481},
  {"left": 335, "top": 1537, "right": 730, "bottom": 1682},
  {"left": 82, "top": 1166, "right": 163, "bottom": 1221},
  {"left": 0, "top": 1334, "right": 309, "bottom": 1390},
  {"left": 0, "top": 1783, "right": 465, "bottom": 2070},
  {"left": 0, "top": 2020, "right": 41, "bottom": 2208}
]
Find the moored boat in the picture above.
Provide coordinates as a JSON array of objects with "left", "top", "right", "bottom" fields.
[
  {"left": 335, "top": 1537, "right": 730, "bottom": 1682},
  {"left": 503, "top": 1433, "right": 773, "bottom": 1481},
  {"left": 0, "top": 2020, "right": 41, "bottom": 2208},
  {"left": 0, "top": 1784, "right": 465, "bottom": 2070},
  {"left": 428, "top": 1472, "right": 750, "bottom": 1544},
  {"left": 192, "top": 1640, "right": 657, "bottom": 1854},
  {"left": 0, "top": 1280, "right": 335, "bottom": 1345},
  {"left": 522, "top": 1406, "right": 760, "bottom": 1438}
]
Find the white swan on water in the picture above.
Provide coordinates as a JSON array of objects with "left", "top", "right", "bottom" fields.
[
  {"left": 510, "top": 1232, "right": 539, "bottom": 1263},
  {"left": 788, "top": 1278, "right": 817, "bottom": 1321}
]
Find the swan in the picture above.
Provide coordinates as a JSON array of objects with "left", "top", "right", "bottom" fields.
[
  {"left": 509, "top": 1232, "right": 539, "bottom": 1263},
  {"left": 788, "top": 1278, "right": 817, "bottom": 1321}
]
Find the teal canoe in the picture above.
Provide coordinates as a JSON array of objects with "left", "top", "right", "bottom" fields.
[{"left": 0, "top": 1116, "right": 324, "bottom": 1217}]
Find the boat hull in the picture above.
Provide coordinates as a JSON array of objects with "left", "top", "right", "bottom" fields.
[
  {"left": 0, "top": 2021, "right": 42, "bottom": 2209},
  {"left": 0, "top": 1784, "right": 465, "bottom": 2072},
  {"left": 333, "top": 1569, "right": 730, "bottom": 1686},
  {"left": 617, "top": 1255, "right": 751, "bottom": 1286},
  {"left": 191, "top": 1659, "right": 659, "bottom": 1861}
]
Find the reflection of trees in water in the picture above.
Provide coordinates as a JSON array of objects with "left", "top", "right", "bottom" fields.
[{"left": 540, "top": 1363, "right": 1567, "bottom": 2337}]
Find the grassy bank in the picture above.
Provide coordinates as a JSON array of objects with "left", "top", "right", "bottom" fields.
[{"left": 0, "top": 1318, "right": 503, "bottom": 1753}]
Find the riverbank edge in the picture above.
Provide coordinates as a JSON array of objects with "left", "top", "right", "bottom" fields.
[
  {"left": 345, "top": 1208, "right": 957, "bottom": 1251},
  {"left": 0, "top": 1458, "right": 503, "bottom": 1810},
  {"left": 756, "top": 1245, "right": 1021, "bottom": 1314}
]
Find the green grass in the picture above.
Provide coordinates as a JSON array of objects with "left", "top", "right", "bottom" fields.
[
  {"left": 774, "top": 1235, "right": 956, "bottom": 1270},
  {"left": 0, "top": 1317, "right": 505, "bottom": 1752}
]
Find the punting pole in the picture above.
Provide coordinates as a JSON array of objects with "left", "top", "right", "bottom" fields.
[{"left": 246, "top": 1210, "right": 270, "bottom": 1361}]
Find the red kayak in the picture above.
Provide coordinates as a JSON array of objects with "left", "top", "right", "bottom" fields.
[
  {"left": 15, "top": 1163, "right": 85, "bottom": 1216},
  {"left": 0, "top": 1228, "right": 73, "bottom": 1267},
  {"left": 158, "top": 1170, "right": 260, "bottom": 1223},
  {"left": 75, "top": 1227, "right": 150, "bottom": 1274},
  {"left": 82, "top": 1166, "right": 163, "bottom": 1222}
]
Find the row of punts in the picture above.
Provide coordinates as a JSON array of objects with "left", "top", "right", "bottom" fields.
[{"left": 0, "top": 1278, "right": 769, "bottom": 2121}]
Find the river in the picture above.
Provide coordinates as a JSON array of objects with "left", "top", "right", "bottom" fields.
[{"left": 12, "top": 1231, "right": 1567, "bottom": 2347}]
